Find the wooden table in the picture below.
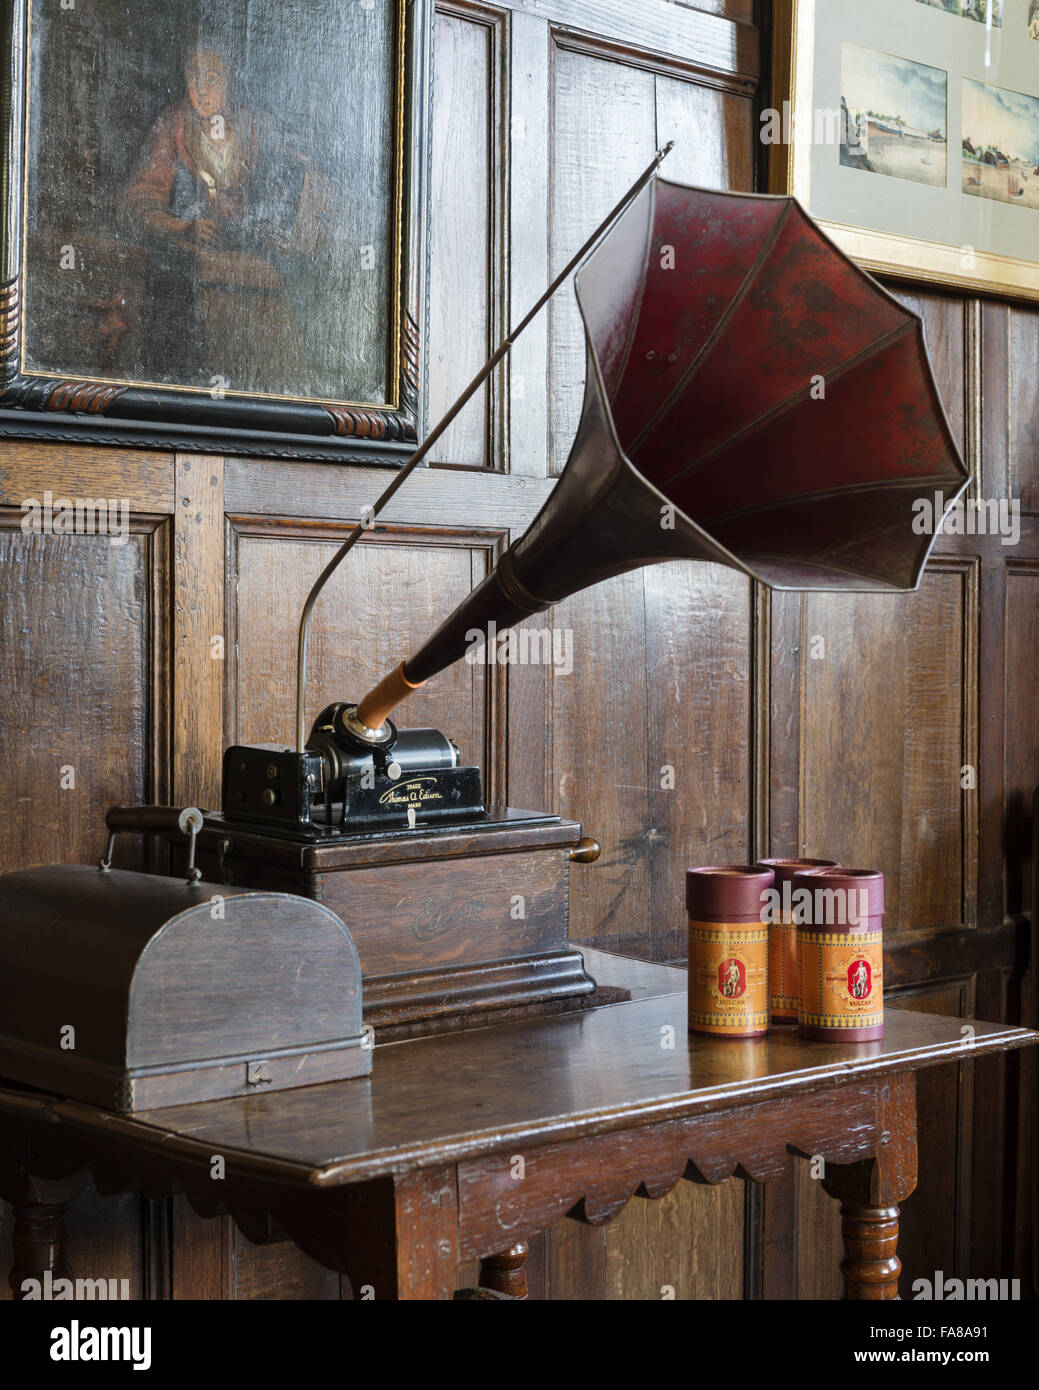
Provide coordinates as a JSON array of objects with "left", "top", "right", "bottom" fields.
[{"left": 1, "top": 950, "right": 1035, "bottom": 1301}]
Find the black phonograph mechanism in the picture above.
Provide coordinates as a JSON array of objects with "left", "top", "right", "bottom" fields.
[{"left": 109, "top": 145, "right": 969, "bottom": 1038}]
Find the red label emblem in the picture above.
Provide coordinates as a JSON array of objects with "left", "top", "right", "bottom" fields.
[
  {"left": 718, "top": 958, "right": 746, "bottom": 999},
  {"left": 847, "top": 958, "right": 872, "bottom": 1000}
]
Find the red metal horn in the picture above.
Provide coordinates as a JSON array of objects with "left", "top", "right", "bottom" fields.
[{"left": 356, "top": 178, "right": 968, "bottom": 733}]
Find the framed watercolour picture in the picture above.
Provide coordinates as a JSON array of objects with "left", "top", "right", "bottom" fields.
[
  {"left": 0, "top": 0, "right": 431, "bottom": 460},
  {"left": 771, "top": 0, "right": 1039, "bottom": 301}
]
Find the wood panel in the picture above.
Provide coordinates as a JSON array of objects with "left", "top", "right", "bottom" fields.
[
  {"left": 1005, "top": 567, "right": 1039, "bottom": 919},
  {"left": 799, "top": 565, "right": 975, "bottom": 934},
  {"left": 644, "top": 563, "right": 753, "bottom": 960},
  {"left": 655, "top": 69, "right": 754, "bottom": 191},
  {"left": 508, "top": 11, "right": 552, "bottom": 478},
  {"left": 891, "top": 291, "right": 967, "bottom": 462},
  {"left": 887, "top": 988, "right": 974, "bottom": 1287},
  {"left": 0, "top": 518, "right": 167, "bottom": 872},
  {"left": 173, "top": 457, "right": 224, "bottom": 808},
  {"left": 549, "top": 47, "right": 658, "bottom": 472},
  {"left": 1008, "top": 305, "right": 1039, "bottom": 515},
  {"left": 428, "top": 4, "right": 503, "bottom": 469},
  {"left": 795, "top": 1157, "right": 842, "bottom": 1301},
  {"left": 552, "top": 572, "right": 651, "bottom": 954},
  {"left": 230, "top": 523, "right": 501, "bottom": 793},
  {"left": 545, "top": 1178, "right": 744, "bottom": 1299}
]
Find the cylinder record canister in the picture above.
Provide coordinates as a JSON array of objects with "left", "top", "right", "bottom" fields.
[
  {"left": 795, "top": 868, "right": 884, "bottom": 1042},
  {"left": 686, "top": 865, "right": 773, "bottom": 1038},
  {"left": 756, "top": 857, "right": 840, "bottom": 1025}
]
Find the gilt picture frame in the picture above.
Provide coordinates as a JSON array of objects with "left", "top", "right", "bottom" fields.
[
  {"left": 771, "top": 0, "right": 1039, "bottom": 301},
  {"left": 0, "top": 0, "right": 431, "bottom": 461}
]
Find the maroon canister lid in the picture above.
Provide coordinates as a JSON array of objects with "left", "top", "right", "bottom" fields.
[
  {"left": 791, "top": 867, "right": 884, "bottom": 926},
  {"left": 687, "top": 865, "right": 775, "bottom": 919},
  {"left": 757, "top": 857, "right": 840, "bottom": 885}
]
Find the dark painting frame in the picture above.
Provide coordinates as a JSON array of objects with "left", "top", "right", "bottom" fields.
[{"left": 0, "top": 0, "right": 431, "bottom": 462}]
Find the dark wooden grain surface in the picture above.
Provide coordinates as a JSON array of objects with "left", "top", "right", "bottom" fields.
[
  {"left": 0, "top": 992, "right": 1031, "bottom": 1300},
  {"left": 22, "top": 1003, "right": 1026, "bottom": 1188}
]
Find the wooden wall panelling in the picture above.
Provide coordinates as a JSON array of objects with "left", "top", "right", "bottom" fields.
[
  {"left": 228, "top": 519, "right": 504, "bottom": 798},
  {"left": 654, "top": 66, "right": 755, "bottom": 191},
  {"left": 223, "top": 458, "right": 552, "bottom": 533},
  {"left": 231, "top": 1230, "right": 341, "bottom": 1302},
  {"left": 540, "top": 1180, "right": 744, "bottom": 1300},
  {"left": 1006, "top": 304, "right": 1039, "bottom": 516},
  {"left": 505, "top": 606, "right": 553, "bottom": 813},
  {"left": 0, "top": 445, "right": 174, "bottom": 1299},
  {"left": 1005, "top": 564, "right": 1039, "bottom": 920},
  {"left": 549, "top": 572, "right": 651, "bottom": 957},
  {"left": 172, "top": 455, "right": 224, "bottom": 809},
  {"left": 604, "top": 1179, "right": 744, "bottom": 1300},
  {"left": 169, "top": 1197, "right": 233, "bottom": 1301},
  {"left": 504, "top": 0, "right": 759, "bottom": 81},
  {"left": 798, "top": 569, "right": 973, "bottom": 934},
  {"left": 644, "top": 563, "right": 754, "bottom": 962},
  {"left": 508, "top": 10, "right": 551, "bottom": 477},
  {"left": 795, "top": 1158, "right": 842, "bottom": 1301},
  {"left": 891, "top": 290, "right": 967, "bottom": 462},
  {"left": 976, "top": 304, "right": 1011, "bottom": 933},
  {"left": 0, "top": 444, "right": 175, "bottom": 518},
  {"left": 1008, "top": 298, "right": 1039, "bottom": 1299},
  {"left": 429, "top": 2, "right": 507, "bottom": 469},
  {"left": 970, "top": 965, "right": 1014, "bottom": 1280},
  {"left": 0, "top": 514, "right": 169, "bottom": 876},
  {"left": 548, "top": 45, "right": 658, "bottom": 473}
]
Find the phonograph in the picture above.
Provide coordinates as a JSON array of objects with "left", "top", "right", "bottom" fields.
[{"left": 113, "top": 145, "right": 970, "bottom": 1040}]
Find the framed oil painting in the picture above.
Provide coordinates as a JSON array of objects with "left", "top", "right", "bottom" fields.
[
  {"left": 771, "top": 0, "right": 1039, "bottom": 301},
  {"left": 0, "top": 0, "right": 431, "bottom": 460}
]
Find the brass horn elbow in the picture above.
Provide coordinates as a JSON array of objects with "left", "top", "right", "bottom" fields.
[{"left": 355, "top": 662, "right": 426, "bottom": 735}]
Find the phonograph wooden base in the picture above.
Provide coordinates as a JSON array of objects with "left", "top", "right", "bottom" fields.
[{"left": 169, "top": 807, "right": 629, "bottom": 1042}]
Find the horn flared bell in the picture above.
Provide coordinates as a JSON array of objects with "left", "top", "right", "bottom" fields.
[{"left": 356, "top": 178, "right": 969, "bottom": 734}]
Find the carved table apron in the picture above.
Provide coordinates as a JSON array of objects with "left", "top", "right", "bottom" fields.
[{"left": 1, "top": 952, "right": 1035, "bottom": 1301}]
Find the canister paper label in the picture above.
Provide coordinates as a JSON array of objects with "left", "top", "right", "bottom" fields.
[
  {"left": 769, "top": 915, "right": 798, "bottom": 1019},
  {"left": 798, "top": 930, "right": 883, "bottom": 1030},
  {"left": 688, "top": 921, "right": 769, "bottom": 1035}
]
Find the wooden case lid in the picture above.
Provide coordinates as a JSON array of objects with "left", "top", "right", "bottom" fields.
[{"left": 0, "top": 866, "right": 370, "bottom": 1111}]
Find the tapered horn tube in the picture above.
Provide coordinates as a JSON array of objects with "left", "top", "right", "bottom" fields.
[
  {"left": 355, "top": 663, "right": 427, "bottom": 733},
  {"left": 355, "top": 547, "right": 553, "bottom": 732}
]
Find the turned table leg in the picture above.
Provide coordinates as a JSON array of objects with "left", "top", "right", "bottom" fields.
[
  {"left": 835, "top": 1203, "right": 901, "bottom": 1301},
  {"left": 822, "top": 1073, "right": 918, "bottom": 1302},
  {"left": 478, "top": 1242, "right": 529, "bottom": 1299},
  {"left": 9, "top": 1200, "right": 71, "bottom": 1300}
]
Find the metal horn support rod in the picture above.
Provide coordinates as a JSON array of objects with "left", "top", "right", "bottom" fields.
[{"left": 293, "top": 141, "right": 675, "bottom": 751}]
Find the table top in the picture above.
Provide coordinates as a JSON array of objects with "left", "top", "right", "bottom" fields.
[{"left": 1, "top": 950, "right": 1033, "bottom": 1191}]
